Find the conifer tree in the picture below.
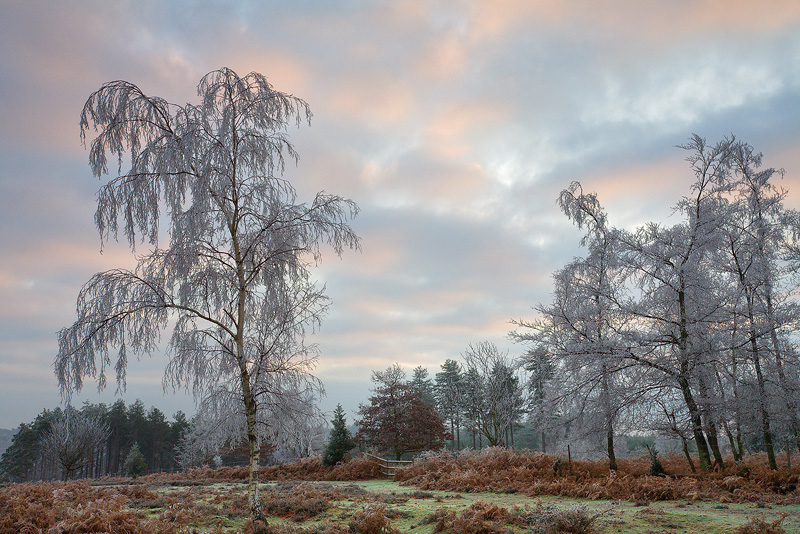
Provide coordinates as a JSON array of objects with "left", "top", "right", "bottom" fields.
[
  {"left": 322, "top": 404, "right": 354, "bottom": 466},
  {"left": 124, "top": 442, "right": 146, "bottom": 479}
]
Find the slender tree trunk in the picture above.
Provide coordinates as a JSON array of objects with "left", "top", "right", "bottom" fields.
[
  {"left": 753, "top": 353, "right": 778, "bottom": 470},
  {"left": 607, "top": 423, "right": 617, "bottom": 471},
  {"left": 766, "top": 291, "right": 800, "bottom": 453},
  {"left": 736, "top": 268, "right": 778, "bottom": 470},
  {"left": 678, "top": 375, "right": 712, "bottom": 471},
  {"left": 243, "top": 378, "right": 264, "bottom": 521},
  {"left": 706, "top": 422, "right": 724, "bottom": 470},
  {"left": 231, "top": 175, "right": 267, "bottom": 520},
  {"left": 723, "top": 421, "right": 742, "bottom": 462},
  {"left": 237, "top": 279, "right": 264, "bottom": 519},
  {"left": 746, "top": 304, "right": 777, "bottom": 470},
  {"left": 716, "top": 369, "right": 743, "bottom": 462},
  {"left": 696, "top": 370, "right": 725, "bottom": 470},
  {"left": 601, "top": 367, "right": 617, "bottom": 471},
  {"left": 681, "top": 435, "right": 696, "bottom": 473},
  {"left": 730, "top": 363, "right": 746, "bottom": 460},
  {"left": 677, "top": 286, "right": 712, "bottom": 471}
]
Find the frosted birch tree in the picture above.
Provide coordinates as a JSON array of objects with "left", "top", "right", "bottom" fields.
[
  {"left": 39, "top": 407, "right": 110, "bottom": 482},
  {"left": 615, "top": 135, "right": 738, "bottom": 471},
  {"left": 514, "top": 183, "right": 643, "bottom": 470},
  {"left": 54, "top": 68, "right": 360, "bottom": 519},
  {"left": 719, "top": 140, "right": 800, "bottom": 467}
]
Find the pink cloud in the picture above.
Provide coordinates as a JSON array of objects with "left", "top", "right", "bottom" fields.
[
  {"left": 465, "top": 0, "right": 800, "bottom": 44},
  {"left": 425, "top": 101, "right": 510, "bottom": 159},
  {"left": 769, "top": 140, "right": 800, "bottom": 210},
  {"left": 414, "top": 32, "right": 469, "bottom": 81},
  {"left": 576, "top": 155, "right": 690, "bottom": 229},
  {"left": 326, "top": 75, "right": 416, "bottom": 128}
]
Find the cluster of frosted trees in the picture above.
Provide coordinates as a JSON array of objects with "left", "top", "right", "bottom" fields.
[
  {"left": 428, "top": 345, "right": 525, "bottom": 451},
  {"left": 514, "top": 135, "right": 800, "bottom": 471}
]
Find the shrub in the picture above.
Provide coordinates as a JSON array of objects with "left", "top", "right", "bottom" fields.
[
  {"left": 0, "top": 481, "right": 159, "bottom": 534},
  {"left": 646, "top": 444, "right": 666, "bottom": 476},
  {"left": 528, "top": 504, "right": 599, "bottom": 534},
  {"left": 735, "top": 514, "right": 787, "bottom": 534},
  {"left": 261, "top": 482, "right": 331, "bottom": 521},
  {"left": 348, "top": 504, "right": 399, "bottom": 534},
  {"left": 431, "top": 501, "right": 511, "bottom": 534},
  {"left": 125, "top": 442, "right": 147, "bottom": 479}
]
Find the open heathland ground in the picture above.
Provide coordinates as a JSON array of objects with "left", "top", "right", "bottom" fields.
[{"left": 2, "top": 449, "right": 799, "bottom": 533}]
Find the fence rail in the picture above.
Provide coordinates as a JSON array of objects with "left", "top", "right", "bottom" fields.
[{"left": 364, "top": 453, "right": 412, "bottom": 477}]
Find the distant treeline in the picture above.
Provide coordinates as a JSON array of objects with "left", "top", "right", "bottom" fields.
[{"left": 0, "top": 400, "right": 189, "bottom": 482}]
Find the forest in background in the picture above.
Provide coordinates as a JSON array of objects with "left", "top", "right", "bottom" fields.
[{"left": 0, "top": 400, "right": 189, "bottom": 482}]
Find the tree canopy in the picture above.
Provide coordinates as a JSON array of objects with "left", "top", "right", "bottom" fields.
[
  {"left": 356, "top": 364, "right": 447, "bottom": 460},
  {"left": 56, "top": 68, "right": 359, "bottom": 519},
  {"left": 514, "top": 134, "right": 800, "bottom": 472}
]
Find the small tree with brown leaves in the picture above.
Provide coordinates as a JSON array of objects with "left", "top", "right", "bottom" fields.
[{"left": 356, "top": 364, "right": 447, "bottom": 460}]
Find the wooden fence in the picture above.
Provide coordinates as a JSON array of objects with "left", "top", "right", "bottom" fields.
[{"left": 364, "top": 453, "right": 412, "bottom": 477}]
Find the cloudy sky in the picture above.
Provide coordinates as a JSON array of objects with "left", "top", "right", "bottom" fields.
[{"left": 1, "top": 0, "right": 799, "bottom": 430}]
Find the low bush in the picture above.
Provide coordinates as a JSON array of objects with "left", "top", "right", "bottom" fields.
[
  {"left": 0, "top": 482, "right": 158, "bottom": 534},
  {"left": 431, "top": 501, "right": 511, "bottom": 534},
  {"left": 735, "top": 514, "right": 787, "bottom": 534},
  {"left": 525, "top": 504, "right": 602, "bottom": 534},
  {"left": 347, "top": 503, "right": 399, "bottom": 534},
  {"left": 393, "top": 448, "right": 800, "bottom": 504},
  {"left": 261, "top": 482, "right": 333, "bottom": 521}
]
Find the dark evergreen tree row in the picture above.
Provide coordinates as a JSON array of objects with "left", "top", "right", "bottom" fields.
[{"left": 0, "top": 399, "right": 189, "bottom": 482}]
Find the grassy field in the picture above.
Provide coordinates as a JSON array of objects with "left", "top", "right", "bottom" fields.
[
  {"left": 3, "top": 449, "right": 799, "bottom": 533},
  {"left": 4, "top": 477, "right": 796, "bottom": 534},
  {"left": 346, "top": 480, "right": 798, "bottom": 533}
]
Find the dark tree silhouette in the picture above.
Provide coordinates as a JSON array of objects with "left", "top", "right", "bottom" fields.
[{"left": 322, "top": 404, "right": 355, "bottom": 466}]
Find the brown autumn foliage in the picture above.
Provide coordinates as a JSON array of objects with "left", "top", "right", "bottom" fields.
[
  {"left": 347, "top": 503, "right": 400, "bottom": 534},
  {"left": 139, "top": 453, "right": 382, "bottom": 484},
  {"left": 0, "top": 481, "right": 158, "bottom": 534},
  {"left": 132, "top": 448, "right": 799, "bottom": 505},
  {"left": 3, "top": 448, "right": 799, "bottom": 534},
  {"left": 239, "top": 503, "right": 399, "bottom": 534},
  {"left": 259, "top": 481, "right": 373, "bottom": 521},
  {"left": 0, "top": 480, "right": 242, "bottom": 534},
  {"left": 429, "top": 501, "right": 512, "bottom": 534},
  {"left": 393, "top": 448, "right": 800, "bottom": 504},
  {"left": 734, "top": 513, "right": 788, "bottom": 534},
  {"left": 424, "top": 500, "right": 603, "bottom": 534},
  {"left": 355, "top": 378, "right": 448, "bottom": 460}
]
